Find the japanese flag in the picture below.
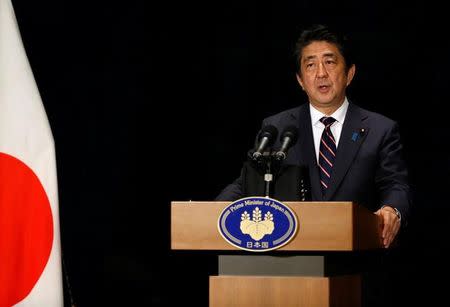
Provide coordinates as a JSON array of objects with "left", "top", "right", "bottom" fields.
[{"left": 0, "top": 0, "right": 63, "bottom": 306}]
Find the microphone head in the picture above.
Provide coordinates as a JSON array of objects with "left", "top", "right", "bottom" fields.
[
  {"left": 258, "top": 125, "right": 278, "bottom": 146},
  {"left": 251, "top": 125, "right": 279, "bottom": 161},
  {"left": 274, "top": 125, "right": 299, "bottom": 161},
  {"left": 280, "top": 125, "right": 298, "bottom": 143}
]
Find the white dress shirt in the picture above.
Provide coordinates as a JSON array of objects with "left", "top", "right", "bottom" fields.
[{"left": 310, "top": 98, "right": 349, "bottom": 163}]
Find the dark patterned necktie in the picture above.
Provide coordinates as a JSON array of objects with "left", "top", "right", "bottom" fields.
[{"left": 319, "top": 117, "right": 337, "bottom": 193}]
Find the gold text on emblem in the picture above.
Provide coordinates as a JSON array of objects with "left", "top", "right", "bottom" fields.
[{"left": 240, "top": 207, "right": 274, "bottom": 241}]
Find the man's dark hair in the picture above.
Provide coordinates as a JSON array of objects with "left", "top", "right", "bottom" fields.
[{"left": 294, "top": 24, "right": 354, "bottom": 74}]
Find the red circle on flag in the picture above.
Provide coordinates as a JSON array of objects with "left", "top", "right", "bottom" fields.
[{"left": 0, "top": 153, "right": 54, "bottom": 306}]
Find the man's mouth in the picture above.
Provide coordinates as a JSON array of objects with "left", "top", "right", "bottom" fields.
[{"left": 318, "top": 85, "right": 330, "bottom": 92}]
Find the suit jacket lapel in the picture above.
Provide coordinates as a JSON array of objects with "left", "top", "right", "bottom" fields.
[
  {"left": 293, "top": 104, "right": 323, "bottom": 201},
  {"left": 323, "top": 104, "right": 368, "bottom": 200}
]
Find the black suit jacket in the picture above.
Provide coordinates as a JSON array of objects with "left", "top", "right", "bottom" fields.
[{"left": 216, "top": 103, "right": 411, "bottom": 223}]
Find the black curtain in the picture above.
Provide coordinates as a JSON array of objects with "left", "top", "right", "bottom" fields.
[{"left": 12, "top": 0, "right": 448, "bottom": 306}]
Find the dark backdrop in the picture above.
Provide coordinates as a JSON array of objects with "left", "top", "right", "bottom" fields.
[{"left": 12, "top": 0, "right": 449, "bottom": 306}]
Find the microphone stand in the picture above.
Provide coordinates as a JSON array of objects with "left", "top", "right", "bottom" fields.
[
  {"left": 261, "top": 151, "right": 280, "bottom": 198},
  {"left": 249, "top": 149, "right": 279, "bottom": 198},
  {"left": 264, "top": 156, "right": 273, "bottom": 198}
]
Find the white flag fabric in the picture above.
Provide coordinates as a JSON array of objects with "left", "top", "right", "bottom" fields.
[{"left": 0, "top": 0, "right": 63, "bottom": 306}]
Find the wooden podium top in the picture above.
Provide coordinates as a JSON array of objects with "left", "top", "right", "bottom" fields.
[{"left": 171, "top": 201, "right": 382, "bottom": 251}]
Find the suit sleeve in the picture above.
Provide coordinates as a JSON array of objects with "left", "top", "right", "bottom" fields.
[
  {"left": 215, "top": 171, "right": 244, "bottom": 201},
  {"left": 375, "top": 122, "right": 411, "bottom": 225},
  {"left": 214, "top": 122, "right": 269, "bottom": 201}
]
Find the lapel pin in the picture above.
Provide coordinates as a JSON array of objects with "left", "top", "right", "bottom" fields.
[{"left": 351, "top": 132, "right": 359, "bottom": 141}]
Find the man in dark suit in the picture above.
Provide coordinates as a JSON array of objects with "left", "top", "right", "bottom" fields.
[
  {"left": 216, "top": 23, "right": 411, "bottom": 307},
  {"left": 216, "top": 24, "right": 411, "bottom": 249}
]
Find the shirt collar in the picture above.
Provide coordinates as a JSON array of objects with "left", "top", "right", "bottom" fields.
[{"left": 310, "top": 97, "right": 349, "bottom": 126}]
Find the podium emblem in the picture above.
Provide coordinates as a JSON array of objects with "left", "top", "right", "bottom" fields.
[{"left": 218, "top": 197, "right": 298, "bottom": 252}]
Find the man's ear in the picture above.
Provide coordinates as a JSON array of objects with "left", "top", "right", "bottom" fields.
[
  {"left": 346, "top": 64, "right": 356, "bottom": 86},
  {"left": 296, "top": 73, "right": 305, "bottom": 91}
]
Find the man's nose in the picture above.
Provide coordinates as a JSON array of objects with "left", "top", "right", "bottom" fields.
[{"left": 317, "top": 63, "right": 328, "bottom": 78}]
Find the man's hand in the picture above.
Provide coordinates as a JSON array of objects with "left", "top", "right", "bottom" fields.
[{"left": 374, "top": 205, "right": 401, "bottom": 248}]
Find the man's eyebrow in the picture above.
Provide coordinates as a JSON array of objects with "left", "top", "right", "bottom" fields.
[
  {"left": 303, "top": 55, "right": 317, "bottom": 61},
  {"left": 323, "top": 52, "right": 338, "bottom": 58},
  {"left": 303, "top": 52, "right": 338, "bottom": 62}
]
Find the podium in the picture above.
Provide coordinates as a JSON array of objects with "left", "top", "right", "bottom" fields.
[{"left": 171, "top": 201, "right": 382, "bottom": 307}]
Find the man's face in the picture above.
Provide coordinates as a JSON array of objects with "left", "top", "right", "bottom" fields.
[{"left": 296, "top": 41, "right": 355, "bottom": 110}]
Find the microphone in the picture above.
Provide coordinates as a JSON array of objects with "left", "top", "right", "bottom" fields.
[
  {"left": 252, "top": 125, "right": 278, "bottom": 161},
  {"left": 275, "top": 125, "right": 298, "bottom": 161}
]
